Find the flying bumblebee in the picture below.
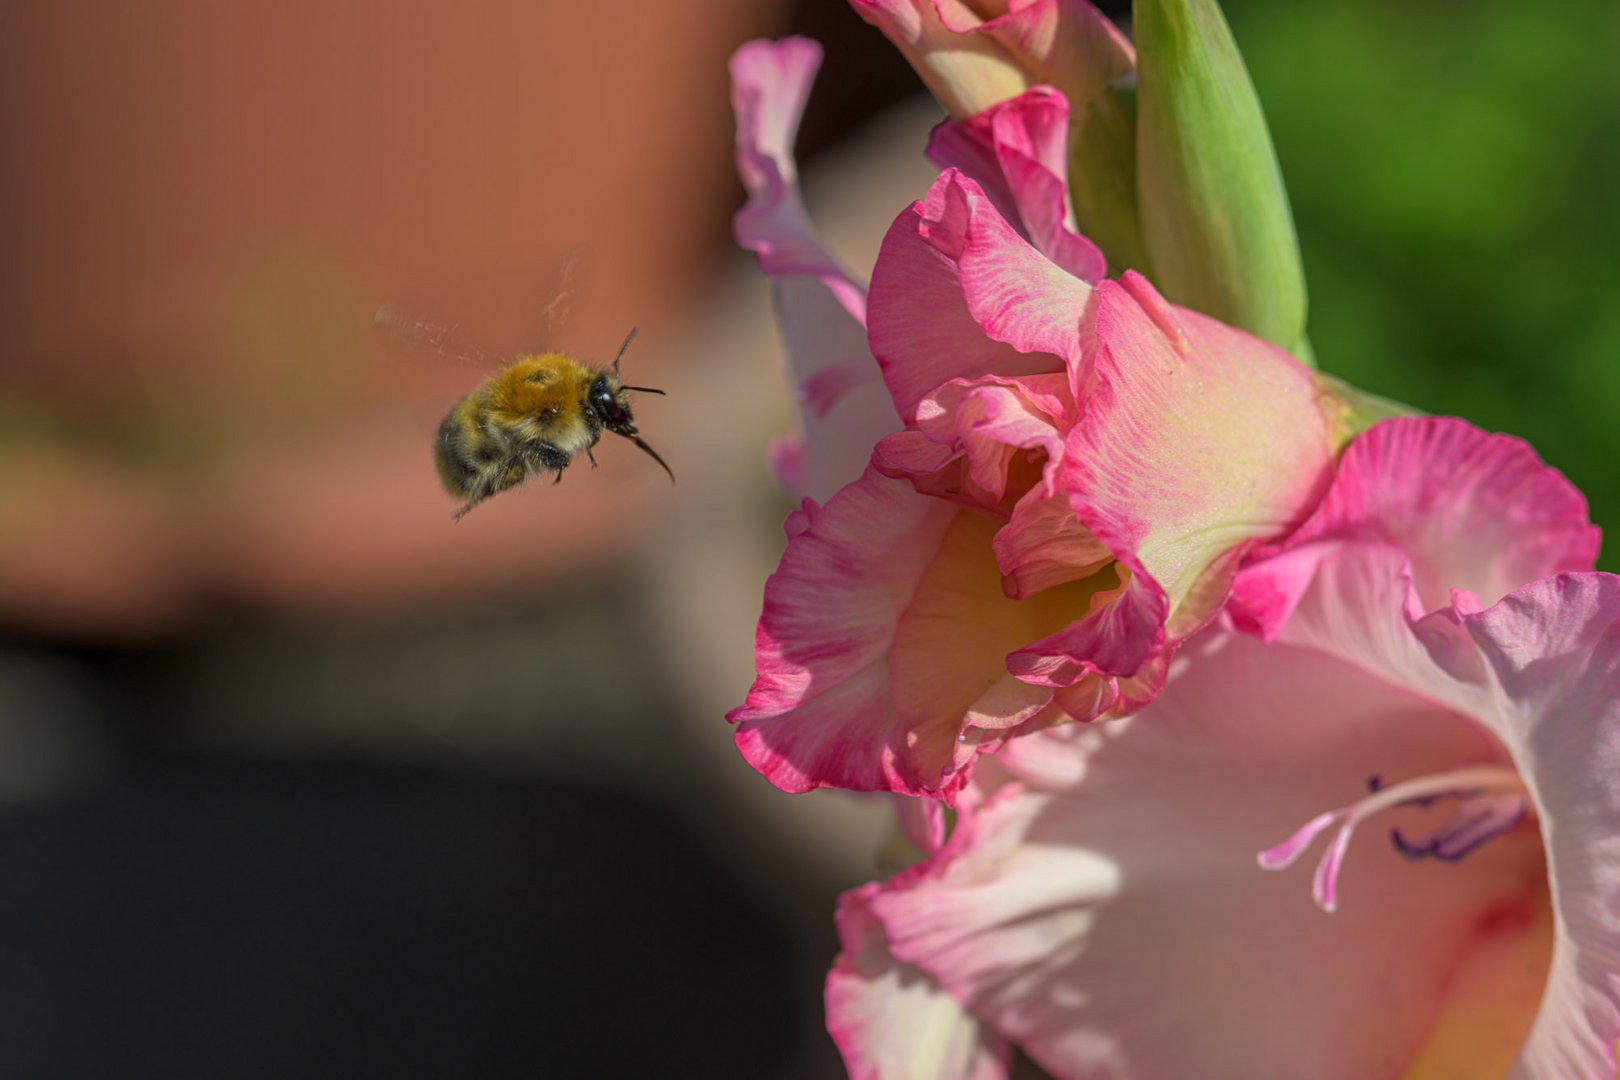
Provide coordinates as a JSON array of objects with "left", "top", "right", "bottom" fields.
[{"left": 432, "top": 328, "right": 672, "bottom": 520}]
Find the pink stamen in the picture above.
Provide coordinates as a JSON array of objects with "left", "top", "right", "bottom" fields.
[
  {"left": 1257, "top": 765, "right": 1526, "bottom": 913},
  {"left": 1256, "top": 810, "right": 1343, "bottom": 871}
]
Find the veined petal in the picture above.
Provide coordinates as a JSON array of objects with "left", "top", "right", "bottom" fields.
[
  {"left": 827, "top": 882, "right": 1012, "bottom": 1080},
  {"left": 888, "top": 505, "right": 1108, "bottom": 781},
  {"left": 938, "top": 0, "right": 1141, "bottom": 271},
  {"left": 1064, "top": 272, "right": 1336, "bottom": 626},
  {"left": 1227, "top": 539, "right": 1341, "bottom": 643},
  {"left": 1267, "top": 416, "right": 1598, "bottom": 614},
  {"left": 1462, "top": 574, "right": 1620, "bottom": 1079},
  {"left": 916, "top": 375, "right": 1074, "bottom": 493},
  {"left": 926, "top": 88, "right": 1107, "bottom": 282},
  {"left": 730, "top": 467, "right": 1094, "bottom": 798},
  {"left": 1239, "top": 540, "right": 1492, "bottom": 719},
  {"left": 1232, "top": 417, "right": 1597, "bottom": 643},
  {"left": 1006, "top": 569, "right": 1158, "bottom": 690},
  {"left": 995, "top": 487, "right": 1113, "bottom": 600},
  {"left": 930, "top": 0, "right": 1136, "bottom": 93},
  {"left": 1239, "top": 536, "right": 1620, "bottom": 1076},
  {"left": 877, "top": 373, "right": 1074, "bottom": 509},
  {"left": 729, "top": 469, "right": 956, "bottom": 797},
  {"left": 869, "top": 169, "right": 1093, "bottom": 423},
  {"left": 864, "top": 632, "right": 1547, "bottom": 1079}
]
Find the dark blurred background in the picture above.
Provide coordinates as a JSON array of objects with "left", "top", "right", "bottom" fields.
[{"left": 0, "top": 0, "right": 1612, "bottom": 1076}]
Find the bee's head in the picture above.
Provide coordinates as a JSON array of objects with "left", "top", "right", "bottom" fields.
[
  {"left": 595, "top": 328, "right": 674, "bottom": 484},
  {"left": 589, "top": 375, "right": 635, "bottom": 433}
]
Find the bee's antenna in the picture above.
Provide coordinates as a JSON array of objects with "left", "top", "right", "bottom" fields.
[
  {"left": 624, "top": 433, "right": 675, "bottom": 485},
  {"left": 612, "top": 326, "right": 638, "bottom": 377},
  {"left": 619, "top": 385, "right": 665, "bottom": 395}
]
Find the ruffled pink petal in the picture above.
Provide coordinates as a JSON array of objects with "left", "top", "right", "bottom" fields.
[
  {"left": 1064, "top": 272, "right": 1336, "bottom": 627},
  {"left": 862, "top": 630, "right": 1547, "bottom": 1079},
  {"left": 729, "top": 468, "right": 958, "bottom": 797},
  {"left": 1006, "top": 569, "right": 1159, "bottom": 686},
  {"left": 1461, "top": 574, "right": 1620, "bottom": 1079},
  {"left": 730, "top": 467, "right": 1097, "bottom": 798},
  {"left": 877, "top": 373, "right": 1074, "bottom": 508},
  {"left": 1227, "top": 540, "right": 1338, "bottom": 642},
  {"left": 1259, "top": 416, "right": 1599, "bottom": 615},
  {"left": 729, "top": 37, "right": 900, "bottom": 500},
  {"left": 1238, "top": 532, "right": 1620, "bottom": 1076},
  {"left": 926, "top": 88, "right": 1107, "bottom": 282},
  {"left": 868, "top": 428, "right": 959, "bottom": 487},
  {"left": 868, "top": 169, "right": 1093, "bottom": 423},
  {"left": 1239, "top": 540, "right": 1492, "bottom": 718},
  {"left": 994, "top": 486, "right": 1113, "bottom": 599},
  {"left": 827, "top": 882, "right": 1011, "bottom": 1080},
  {"left": 920, "top": 375, "right": 1073, "bottom": 497}
]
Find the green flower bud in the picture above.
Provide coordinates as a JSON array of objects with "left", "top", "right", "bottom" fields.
[
  {"left": 1067, "top": 73, "right": 1148, "bottom": 277},
  {"left": 1134, "top": 0, "right": 1311, "bottom": 361}
]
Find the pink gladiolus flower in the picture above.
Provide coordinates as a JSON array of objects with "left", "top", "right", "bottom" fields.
[
  {"left": 728, "top": 44, "right": 1342, "bottom": 799},
  {"left": 826, "top": 417, "right": 1618, "bottom": 1078}
]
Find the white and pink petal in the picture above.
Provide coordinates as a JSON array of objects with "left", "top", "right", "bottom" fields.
[
  {"left": 827, "top": 882, "right": 1012, "bottom": 1080},
  {"left": 1258, "top": 416, "right": 1599, "bottom": 613},
  {"left": 730, "top": 468, "right": 1098, "bottom": 798},
  {"left": 856, "top": 631, "right": 1548, "bottom": 1079},
  {"left": 847, "top": 0, "right": 1032, "bottom": 118},
  {"left": 729, "top": 469, "right": 960, "bottom": 797},
  {"left": 1462, "top": 574, "right": 1620, "bottom": 1079},
  {"left": 926, "top": 87, "right": 1107, "bottom": 282},
  {"left": 876, "top": 373, "right": 1074, "bottom": 510},
  {"left": 1064, "top": 272, "right": 1337, "bottom": 628},
  {"left": 868, "top": 169, "right": 1091, "bottom": 422},
  {"left": 730, "top": 37, "right": 899, "bottom": 500},
  {"left": 993, "top": 487, "right": 1113, "bottom": 600},
  {"left": 731, "top": 37, "right": 866, "bottom": 324},
  {"left": 1237, "top": 522, "right": 1620, "bottom": 1075}
]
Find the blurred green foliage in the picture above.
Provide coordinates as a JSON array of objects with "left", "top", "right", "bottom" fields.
[{"left": 1228, "top": 0, "right": 1620, "bottom": 567}]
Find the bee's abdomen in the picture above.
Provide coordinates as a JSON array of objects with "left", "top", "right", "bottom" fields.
[{"left": 435, "top": 406, "right": 491, "bottom": 498}]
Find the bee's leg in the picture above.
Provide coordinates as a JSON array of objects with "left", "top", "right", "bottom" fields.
[
  {"left": 453, "top": 459, "right": 530, "bottom": 521},
  {"left": 524, "top": 440, "right": 576, "bottom": 488},
  {"left": 586, "top": 447, "right": 598, "bottom": 469},
  {"left": 452, "top": 484, "right": 495, "bottom": 521}
]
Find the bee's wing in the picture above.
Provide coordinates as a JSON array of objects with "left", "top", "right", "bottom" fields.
[
  {"left": 536, "top": 250, "right": 579, "bottom": 346},
  {"left": 374, "top": 306, "right": 497, "bottom": 367}
]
